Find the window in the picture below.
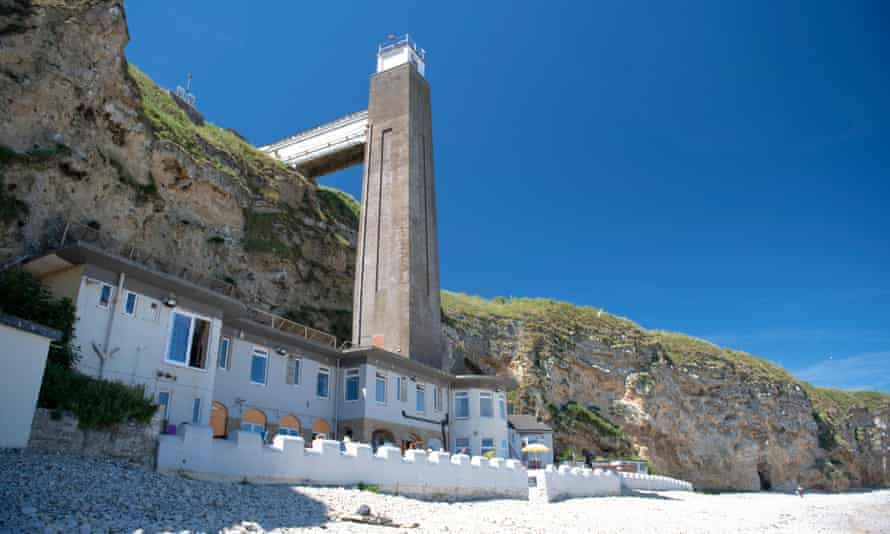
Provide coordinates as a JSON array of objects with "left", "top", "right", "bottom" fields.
[
  {"left": 240, "top": 422, "right": 265, "bottom": 434},
  {"left": 455, "top": 437, "right": 471, "bottom": 455},
  {"left": 501, "top": 439, "right": 508, "bottom": 459},
  {"left": 345, "top": 369, "right": 359, "bottom": 401},
  {"left": 415, "top": 383, "right": 426, "bottom": 413},
  {"left": 433, "top": 386, "right": 442, "bottom": 411},
  {"left": 480, "top": 391, "right": 494, "bottom": 418},
  {"left": 396, "top": 376, "right": 407, "bottom": 402},
  {"left": 481, "top": 438, "right": 496, "bottom": 458},
  {"left": 317, "top": 367, "right": 330, "bottom": 398},
  {"left": 249, "top": 347, "right": 268, "bottom": 385},
  {"left": 157, "top": 391, "right": 170, "bottom": 420},
  {"left": 192, "top": 398, "right": 201, "bottom": 424},
  {"left": 286, "top": 357, "right": 301, "bottom": 386},
  {"left": 165, "top": 311, "right": 211, "bottom": 369},
  {"left": 375, "top": 372, "right": 387, "bottom": 403},
  {"left": 218, "top": 337, "right": 231, "bottom": 369},
  {"left": 498, "top": 396, "right": 506, "bottom": 419},
  {"left": 455, "top": 391, "right": 469, "bottom": 419},
  {"left": 123, "top": 291, "right": 137, "bottom": 316},
  {"left": 98, "top": 283, "right": 113, "bottom": 308}
]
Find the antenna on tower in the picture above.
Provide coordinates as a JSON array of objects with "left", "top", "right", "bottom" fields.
[{"left": 175, "top": 72, "right": 197, "bottom": 108}]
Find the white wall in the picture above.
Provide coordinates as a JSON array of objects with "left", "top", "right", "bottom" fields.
[
  {"left": 531, "top": 466, "right": 692, "bottom": 502},
  {"left": 69, "top": 274, "right": 221, "bottom": 428},
  {"left": 157, "top": 425, "right": 528, "bottom": 500},
  {"left": 212, "top": 336, "right": 335, "bottom": 433},
  {"left": 532, "top": 466, "right": 621, "bottom": 502},
  {"left": 618, "top": 472, "right": 694, "bottom": 492},
  {"left": 338, "top": 363, "right": 446, "bottom": 434},
  {"left": 0, "top": 323, "right": 52, "bottom": 448},
  {"left": 450, "top": 388, "right": 509, "bottom": 457}
]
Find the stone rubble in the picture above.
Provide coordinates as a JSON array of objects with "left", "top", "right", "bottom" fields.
[{"left": 1, "top": 449, "right": 888, "bottom": 534}]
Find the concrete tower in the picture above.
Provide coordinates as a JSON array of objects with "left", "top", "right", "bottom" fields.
[{"left": 352, "top": 36, "right": 443, "bottom": 368}]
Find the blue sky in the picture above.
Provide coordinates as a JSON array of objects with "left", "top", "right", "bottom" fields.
[{"left": 125, "top": 1, "right": 890, "bottom": 393}]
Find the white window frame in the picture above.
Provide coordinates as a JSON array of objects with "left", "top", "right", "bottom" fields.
[
  {"left": 415, "top": 383, "right": 426, "bottom": 414},
  {"left": 157, "top": 390, "right": 171, "bottom": 420},
  {"left": 344, "top": 368, "right": 360, "bottom": 402},
  {"left": 240, "top": 422, "right": 264, "bottom": 434},
  {"left": 164, "top": 308, "right": 212, "bottom": 370},
  {"left": 433, "top": 385, "right": 442, "bottom": 412},
  {"left": 122, "top": 290, "right": 137, "bottom": 316},
  {"left": 498, "top": 395, "right": 506, "bottom": 419},
  {"left": 317, "top": 367, "right": 330, "bottom": 399},
  {"left": 375, "top": 371, "right": 387, "bottom": 404},
  {"left": 481, "top": 437, "right": 496, "bottom": 457},
  {"left": 191, "top": 397, "right": 201, "bottom": 424},
  {"left": 249, "top": 346, "right": 269, "bottom": 386},
  {"left": 291, "top": 357, "right": 302, "bottom": 386},
  {"left": 454, "top": 391, "right": 470, "bottom": 419},
  {"left": 480, "top": 391, "right": 494, "bottom": 418},
  {"left": 97, "top": 282, "right": 114, "bottom": 309},
  {"left": 218, "top": 336, "right": 231, "bottom": 370}
]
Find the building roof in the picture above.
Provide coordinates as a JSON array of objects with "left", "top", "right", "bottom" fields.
[
  {"left": 0, "top": 313, "right": 63, "bottom": 341},
  {"left": 508, "top": 414, "right": 553, "bottom": 433}
]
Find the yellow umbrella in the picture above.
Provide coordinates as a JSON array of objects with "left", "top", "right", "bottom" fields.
[{"left": 522, "top": 443, "right": 550, "bottom": 453}]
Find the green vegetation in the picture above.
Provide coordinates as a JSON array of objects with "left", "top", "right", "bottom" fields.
[
  {"left": 317, "top": 185, "right": 360, "bottom": 228},
  {"left": 242, "top": 210, "right": 292, "bottom": 256},
  {"left": 128, "top": 64, "right": 296, "bottom": 183},
  {"left": 548, "top": 401, "right": 625, "bottom": 439},
  {"left": 0, "top": 269, "right": 77, "bottom": 368},
  {"left": 651, "top": 330, "right": 795, "bottom": 384},
  {"left": 38, "top": 363, "right": 156, "bottom": 430},
  {"left": 356, "top": 483, "right": 380, "bottom": 493},
  {"left": 0, "top": 175, "right": 28, "bottom": 223},
  {"left": 0, "top": 269, "right": 155, "bottom": 430}
]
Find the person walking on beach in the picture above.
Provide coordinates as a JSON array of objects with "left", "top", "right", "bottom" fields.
[{"left": 796, "top": 484, "right": 805, "bottom": 498}]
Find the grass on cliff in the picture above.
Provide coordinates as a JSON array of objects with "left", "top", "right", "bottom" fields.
[
  {"left": 128, "top": 64, "right": 296, "bottom": 183},
  {"left": 317, "top": 185, "right": 360, "bottom": 228}
]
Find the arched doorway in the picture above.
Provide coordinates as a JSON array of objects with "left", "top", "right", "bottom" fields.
[
  {"left": 278, "top": 414, "right": 301, "bottom": 437},
  {"left": 371, "top": 429, "right": 395, "bottom": 451},
  {"left": 210, "top": 401, "right": 228, "bottom": 438},
  {"left": 401, "top": 433, "right": 423, "bottom": 452},
  {"left": 241, "top": 408, "right": 266, "bottom": 435},
  {"left": 311, "top": 418, "right": 330, "bottom": 439}
]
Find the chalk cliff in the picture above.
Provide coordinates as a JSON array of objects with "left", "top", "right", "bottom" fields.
[{"left": 1, "top": 0, "right": 887, "bottom": 491}]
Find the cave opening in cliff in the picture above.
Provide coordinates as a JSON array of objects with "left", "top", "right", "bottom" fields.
[{"left": 757, "top": 462, "right": 772, "bottom": 491}]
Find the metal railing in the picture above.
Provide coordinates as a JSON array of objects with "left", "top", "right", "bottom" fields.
[
  {"left": 51, "top": 219, "right": 338, "bottom": 348},
  {"left": 379, "top": 34, "right": 423, "bottom": 56}
]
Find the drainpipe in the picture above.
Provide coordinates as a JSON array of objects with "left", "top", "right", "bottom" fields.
[
  {"left": 96, "top": 272, "right": 125, "bottom": 378},
  {"left": 332, "top": 357, "right": 341, "bottom": 439}
]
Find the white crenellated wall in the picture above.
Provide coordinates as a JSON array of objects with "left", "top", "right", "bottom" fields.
[
  {"left": 531, "top": 466, "right": 621, "bottom": 502},
  {"left": 617, "top": 471, "right": 694, "bottom": 492},
  {"left": 531, "top": 466, "right": 694, "bottom": 502},
  {"left": 157, "top": 425, "right": 528, "bottom": 500}
]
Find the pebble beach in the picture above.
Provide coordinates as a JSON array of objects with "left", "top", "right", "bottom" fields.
[{"left": 1, "top": 450, "right": 887, "bottom": 533}]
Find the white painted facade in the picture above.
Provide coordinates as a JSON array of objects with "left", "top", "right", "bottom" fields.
[
  {"left": 0, "top": 320, "right": 55, "bottom": 448},
  {"left": 211, "top": 334, "right": 335, "bottom": 438},
  {"left": 49, "top": 267, "right": 222, "bottom": 429},
  {"left": 158, "top": 425, "right": 528, "bottom": 499},
  {"left": 530, "top": 466, "right": 693, "bottom": 502},
  {"left": 450, "top": 388, "right": 510, "bottom": 458}
]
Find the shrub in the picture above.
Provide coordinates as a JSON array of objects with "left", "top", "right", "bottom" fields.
[
  {"left": 39, "top": 363, "right": 156, "bottom": 430},
  {"left": 0, "top": 268, "right": 78, "bottom": 368}
]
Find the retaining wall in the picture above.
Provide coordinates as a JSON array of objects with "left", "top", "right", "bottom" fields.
[
  {"left": 532, "top": 466, "right": 694, "bottom": 502},
  {"left": 157, "top": 425, "right": 528, "bottom": 500},
  {"left": 618, "top": 472, "right": 694, "bottom": 492},
  {"left": 28, "top": 408, "right": 160, "bottom": 467}
]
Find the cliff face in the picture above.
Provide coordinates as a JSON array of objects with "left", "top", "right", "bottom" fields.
[
  {"left": 0, "top": 0, "right": 356, "bottom": 338},
  {"left": 441, "top": 293, "right": 890, "bottom": 491},
  {"left": 2, "top": 0, "right": 888, "bottom": 492}
]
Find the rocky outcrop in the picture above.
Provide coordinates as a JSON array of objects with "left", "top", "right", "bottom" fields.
[
  {"left": 441, "top": 293, "right": 890, "bottom": 491},
  {"left": 0, "top": 0, "right": 356, "bottom": 338},
  {"left": 2, "top": 0, "right": 887, "bottom": 492}
]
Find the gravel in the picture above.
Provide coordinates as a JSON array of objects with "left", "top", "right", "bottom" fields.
[{"left": 1, "top": 449, "right": 887, "bottom": 533}]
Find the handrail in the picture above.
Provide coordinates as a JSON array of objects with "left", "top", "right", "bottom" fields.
[{"left": 49, "top": 219, "right": 338, "bottom": 348}]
